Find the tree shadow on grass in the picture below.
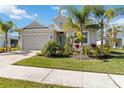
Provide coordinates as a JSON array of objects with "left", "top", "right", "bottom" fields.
[
  {"left": 111, "top": 51, "right": 124, "bottom": 55},
  {"left": 110, "top": 51, "right": 124, "bottom": 59}
]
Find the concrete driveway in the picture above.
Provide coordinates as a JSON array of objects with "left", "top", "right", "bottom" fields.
[
  {"left": 0, "top": 51, "right": 124, "bottom": 88},
  {"left": 0, "top": 50, "right": 37, "bottom": 65}
]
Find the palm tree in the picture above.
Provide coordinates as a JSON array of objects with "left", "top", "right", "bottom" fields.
[
  {"left": 106, "top": 25, "right": 124, "bottom": 48},
  {"left": 90, "top": 6, "right": 124, "bottom": 53},
  {"left": 0, "top": 21, "right": 15, "bottom": 52},
  {"left": 62, "top": 6, "right": 99, "bottom": 59}
]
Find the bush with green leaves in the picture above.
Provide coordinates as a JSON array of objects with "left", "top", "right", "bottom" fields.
[
  {"left": 103, "top": 47, "right": 111, "bottom": 55},
  {"left": 123, "top": 46, "right": 124, "bottom": 49},
  {"left": 41, "top": 41, "right": 59, "bottom": 56},
  {"left": 40, "top": 41, "right": 70, "bottom": 57},
  {"left": 82, "top": 45, "right": 90, "bottom": 56}
]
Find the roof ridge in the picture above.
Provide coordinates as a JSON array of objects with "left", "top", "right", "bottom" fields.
[{"left": 23, "top": 21, "right": 49, "bottom": 29}]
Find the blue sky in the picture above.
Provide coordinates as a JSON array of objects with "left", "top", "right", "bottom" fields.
[{"left": 0, "top": 5, "right": 124, "bottom": 29}]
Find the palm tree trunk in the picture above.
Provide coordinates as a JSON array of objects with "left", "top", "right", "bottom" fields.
[
  {"left": 101, "top": 28, "right": 104, "bottom": 51},
  {"left": 79, "top": 41, "right": 83, "bottom": 59},
  {"left": 100, "top": 22, "right": 104, "bottom": 54},
  {"left": 5, "top": 33, "right": 8, "bottom": 52},
  {"left": 80, "top": 25, "right": 83, "bottom": 59}
]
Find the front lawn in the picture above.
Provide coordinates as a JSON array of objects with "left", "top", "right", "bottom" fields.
[
  {"left": 0, "top": 77, "right": 66, "bottom": 88},
  {"left": 14, "top": 49, "right": 124, "bottom": 75}
]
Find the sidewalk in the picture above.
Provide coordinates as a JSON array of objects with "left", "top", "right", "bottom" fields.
[
  {"left": 0, "top": 51, "right": 124, "bottom": 88},
  {"left": 0, "top": 65, "right": 124, "bottom": 88}
]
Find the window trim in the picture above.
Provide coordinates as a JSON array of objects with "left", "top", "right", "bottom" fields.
[{"left": 82, "top": 31, "right": 89, "bottom": 45}]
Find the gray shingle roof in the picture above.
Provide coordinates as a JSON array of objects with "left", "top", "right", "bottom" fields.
[{"left": 24, "top": 21, "right": 49, "bottom": 29}]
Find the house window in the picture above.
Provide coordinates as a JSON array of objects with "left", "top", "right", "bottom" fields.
[{"left": 82, "top": 32, "right": 88, "bottom": 44}]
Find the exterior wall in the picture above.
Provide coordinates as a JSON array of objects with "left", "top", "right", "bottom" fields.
[
  {"left": 117, "top": 32, "right": 124, "bottom": 46},
  {"left": 66, "top": 30, "right": 97, "bottom": 45},
  {"left": 89, "top": 30, "right": 97, "bottom": 45}
]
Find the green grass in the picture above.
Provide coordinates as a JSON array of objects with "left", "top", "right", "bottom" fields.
[
  {"left": 0, "top": 77, "right": 66, "bottom": 88},
  {"left": 14, "top": 49, "right": 124, "bottom": 75}
]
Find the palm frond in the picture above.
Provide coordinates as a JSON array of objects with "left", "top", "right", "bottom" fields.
[
  {"left": 85, "top": 24, "right": 100, "bottom": 30},
  {"left": 104, "top": 8, "right": 115, "bottom": 22},
  {"left": 114, "top": 7, "right": 124, "bottom": 16},
  {"left": 90, "top": 5, "right": 105, "bottom": 19}
]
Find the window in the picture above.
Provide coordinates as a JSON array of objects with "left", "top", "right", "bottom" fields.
[{"left": 82, "top": 32, "right": 88, "bottom": 44}]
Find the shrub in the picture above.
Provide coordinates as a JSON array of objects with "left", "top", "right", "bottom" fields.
[
  {"left": 103, "top": 47, "right": 110, "bottom": 55},
  {"left": 36, "top": 52, "right": 43, "bottom": 56},
  {"left": 11, "top": 48, "right": 18, "bottom": 51},
  {"left": 63, "top": 52, "right": 70, "bottom": 57},
  {"left": 82, "top": 45, "right": 90, "bottom": 56},
  {"left": 41, "top": 41, "right": 59, "bottom": 56},
  {"left": 0, "top": 47, "right": 4, "bottom": 53},
  {"left": 90, "top": 44, "right": 97, "bottom": 49},
  {"left": 74, "top": 38, "right": 80, "bottom": 43},
  {"left": 82, "top": 45, "right": 103, "bottom": 57},
  {"left": 41, "top": 41, "right": 71, "bottom": 57},
  {"left": 0, "top": 47, "right": 19, "bottom": 53},
  {"left": 122, "top": 46, "right": 124, "bottom": 49}
]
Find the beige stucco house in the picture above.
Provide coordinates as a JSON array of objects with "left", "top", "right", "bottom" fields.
[{"left": 19, "top": 15, "right": 97, "bottom": 50}]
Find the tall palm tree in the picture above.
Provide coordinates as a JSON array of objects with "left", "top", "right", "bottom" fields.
[
  {"left": 0, "top": 21, "right": 15, "bottom": 52},
  {"left": 62, "top": 6, "right": 99, "bottom": 59},
  {"left": 90, "top": 6, "right": 124, "bottom": 53}
]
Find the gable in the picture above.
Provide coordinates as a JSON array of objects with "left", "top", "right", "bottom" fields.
[{"left": 24, "top": 21, "right": 49, "bottom": 29}]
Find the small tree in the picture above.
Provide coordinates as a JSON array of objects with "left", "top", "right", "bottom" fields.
[{"left": 0, "top": 21, "right": 15, "bottom": 52}]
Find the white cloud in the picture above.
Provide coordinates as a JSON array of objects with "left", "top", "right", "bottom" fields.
[
  {"left": 9, "top": 15, "right": 22, "bottom": 20},
  {"left": 51, "top": 6, "right": 60, "bottom": 10},
  {"left": 0, "top": 5, "right": 38, "bottom": 20},
  {"left": 51, "top": 6, "right": 67, "bottom": 15},
  {"left": 34, "top": 13, "right": 38, "bottom": 17},
  {"left": 110, "top": 18, "right": 124, "bottom": 25}
]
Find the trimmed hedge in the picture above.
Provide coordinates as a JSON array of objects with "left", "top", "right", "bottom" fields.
[{"left": 0, "top": 47, "right": 19, "bottom": 53}]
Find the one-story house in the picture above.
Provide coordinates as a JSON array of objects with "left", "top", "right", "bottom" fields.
[{"left": 19, "top": 15, "right": 97, "bottom": 50}]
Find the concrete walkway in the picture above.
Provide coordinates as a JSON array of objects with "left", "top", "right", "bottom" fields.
[{"left": 0, "top": 51, "right": 124, "bottom": 88}]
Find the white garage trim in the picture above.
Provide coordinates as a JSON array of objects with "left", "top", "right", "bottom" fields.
[{"left": 21, "top": 33, "right": 51, "bottom": 36}]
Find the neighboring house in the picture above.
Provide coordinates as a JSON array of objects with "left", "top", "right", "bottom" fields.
[
  {"left": 19, "top": 15, "right": 97, "bottom": 50},
  {"left": 116, "top": 31, "right": 124, "bottom": 47},
  {"left": 0, "top": 34, "right": 4, "bottom": 47},
  {"left": 0, "top": 33, "right": 18, "bottom": 48}
]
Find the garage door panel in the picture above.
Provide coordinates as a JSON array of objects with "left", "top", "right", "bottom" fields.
[{"left": 22, "top": 34, "right": 50, "bottom": 50}]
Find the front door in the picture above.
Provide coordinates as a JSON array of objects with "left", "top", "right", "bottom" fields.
[{"left": 59, "top": 32, "right": 65, "bottom": 47}]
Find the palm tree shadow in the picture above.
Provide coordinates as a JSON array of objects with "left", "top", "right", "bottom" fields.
[{"left": 110, "top": 51, "right": 124, "bottom": 59}]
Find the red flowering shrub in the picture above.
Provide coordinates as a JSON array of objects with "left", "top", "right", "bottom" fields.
[
  {"left": 91, "top": 44, "right": 97, "bottom": 49},
  {"left": 75, "top": 44, "right": 80, "bottom": 49}
]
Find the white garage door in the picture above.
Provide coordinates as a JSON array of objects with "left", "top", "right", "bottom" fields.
[{"left": 22, "top": 34, "right": 50, "bottom": 50}]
